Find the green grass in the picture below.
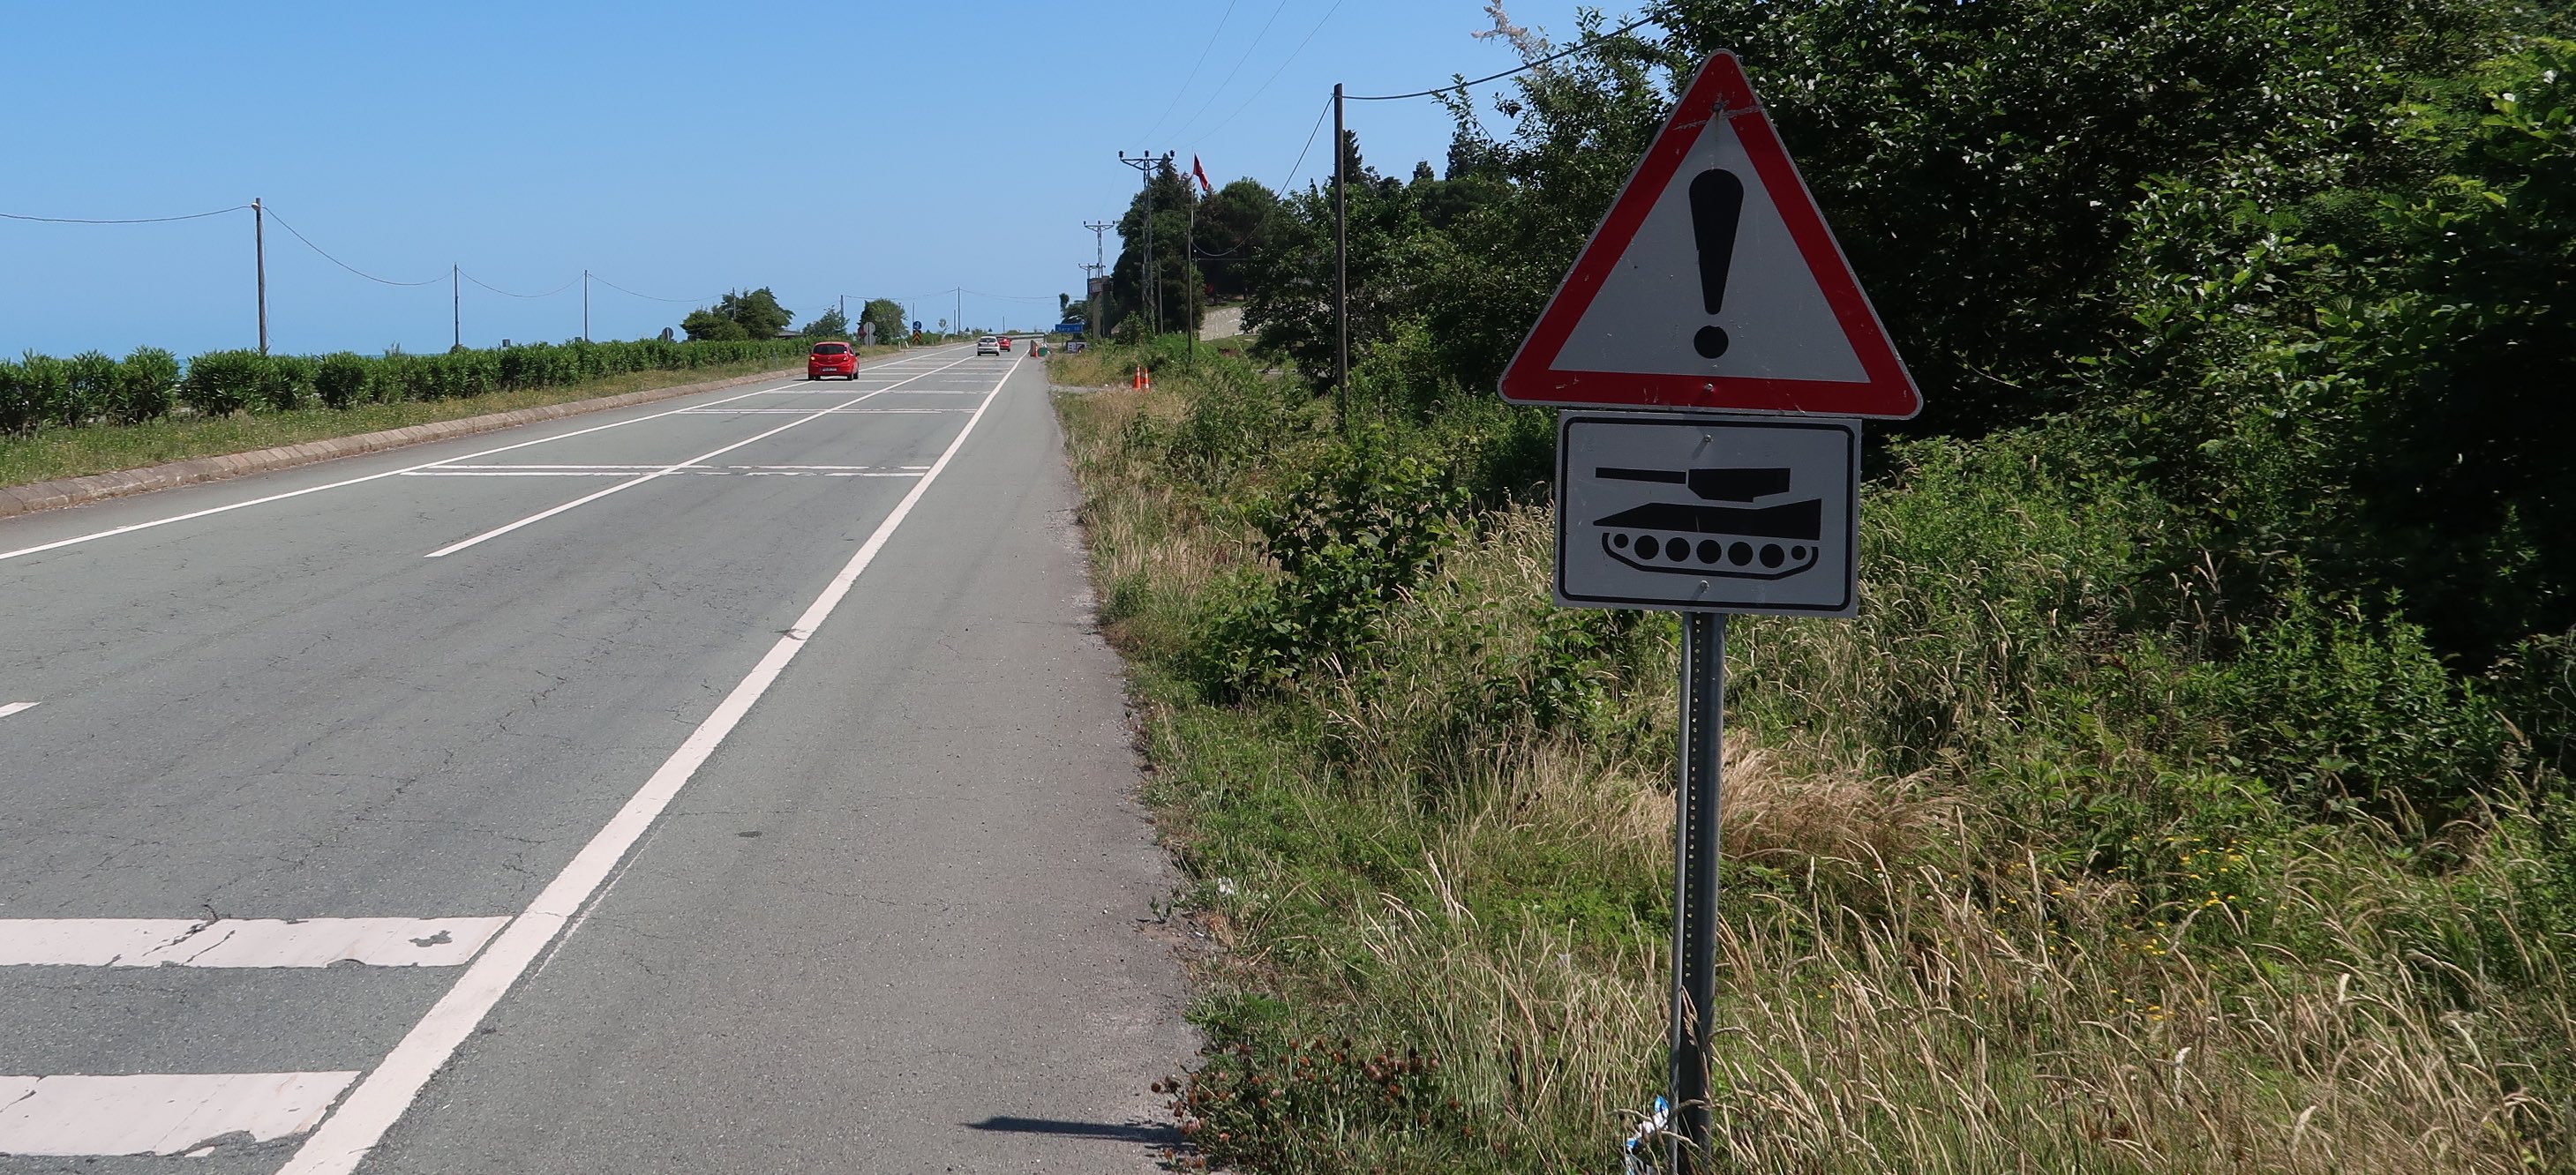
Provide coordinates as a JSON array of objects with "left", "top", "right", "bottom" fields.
[
  {"left": 0, "top": 357, "right": 811, "bottom": 490},
  {"left": 1053, "top": 339, "right": 2573, "bottom": 1174}
]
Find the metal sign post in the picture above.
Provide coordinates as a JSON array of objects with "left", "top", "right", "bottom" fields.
[
  {"left": 1500, "top": 52, "right": 1925, "bottom": 1174},
  {"left": 1670, "top": 610, "right": 1724, "bottom": 1171}
]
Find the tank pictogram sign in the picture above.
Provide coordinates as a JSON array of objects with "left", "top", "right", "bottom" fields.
[{"left": 1555, "top": 412, "right": 1858, "bottom": 615}]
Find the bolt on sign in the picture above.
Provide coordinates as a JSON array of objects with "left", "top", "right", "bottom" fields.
[{"left": 1497, "top": 51, "right": 1923, "bottom": 1174}]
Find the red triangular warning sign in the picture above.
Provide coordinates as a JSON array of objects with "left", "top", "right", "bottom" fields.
[{"left": 1498, "top": 53, "right": 1921, "bottom": 418}]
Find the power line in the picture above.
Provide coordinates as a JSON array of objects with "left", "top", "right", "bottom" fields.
[
  {"left": 1189, "top": 0, "right": 1346, "bottom": 146},
  {"left": 1168, "top": 0, "right": 1295, "bottom": 145},
  {"left": 262, "top": 206, "right": 445, "bottom": 287},
  {"left": 1277, "top": 94, "right": 1335, "bottom": 191},
  {"left": 1347, "top": 14, "right": 1658, "bottom": 101},
  {"left": 462, "top": 271, "right": 581, "bottom": 299},
  {"left": 0, "top": 205, "right": 247, "bottom": 225},
  {"left": 590, "top": 273, "right": 717, "bottom": 304},
  {"left": 1138, "top": 0, "right": 1242, "bottom": 145}
]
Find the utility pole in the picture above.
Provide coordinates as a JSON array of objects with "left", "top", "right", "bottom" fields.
[
  {"left": 452, "top": 264, "right": 461, "bottom": 351},
  {"left": 252, "top": 198, "right": 268, "bottom": 355},
  {"left": 1117, "top": 152, "right": 1170, "bottom": 336},
  {"left": 582, "top": 270, "right": 590, "bottom": 342},
  {"left": 1083, "top": 220, "right": 1113, "bottom": 333},
  {"left": 1185, "top": 193, "right": 1197, "bottom": 369},
  {"left": 956, "top": 288, "right": 963, "bottom": 338},
  {"left": 1333, "top": 85, "right": 1349, "bottom": 429}
]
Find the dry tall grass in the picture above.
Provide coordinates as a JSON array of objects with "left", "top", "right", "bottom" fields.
[{"left": 1055, "top": 362, "right": 2573, "bottom": 1173}]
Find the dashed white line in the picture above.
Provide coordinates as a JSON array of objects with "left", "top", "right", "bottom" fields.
[
  {"left": 0, "top": 1072, "right": 359, "bottom": 1156},
  {"left": 0, "top": 345, "right": 973, "bottom": 565},
  {"left": 0, "top": 917, "right": 508, "bottom": 968},
  {"left": 0, "top": 702, "right": 35, "bottom": 719},
  {"left": 673, "top": 407, "right": 976, "bottom": 415},
  {"left": 276, "top": 353, "right": 1023, "bottom": 1175},
  {"left": 421, "top": 353, "right": 978, "bottom": 558}
]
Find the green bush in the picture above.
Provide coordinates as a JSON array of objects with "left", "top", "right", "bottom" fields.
[
  {"left": 0, "top": 336, "right": 814, "bottom": 432},
  {"left": 11, "top": 353, "right": 74, "bottom": 431},
  {"left": 0, "top": 357, "right": 32, "bottom": 435},
  {"left": 180, "top": 350, "right": 265, "bottom": 416},
  {"left": 116, "top": 348, "right": 179, "bottom": 423},
  {"left": 256, "top": 355, "right": 314, "bottom": 412},
  {"left": 64, "top": 351, "right": 119, "bottom": 426},
  {"left": 1197, "top": 439, "right": 1467, "bottom": 694},
  {"left": 312, "top": 353, "right": 369, "bottom": 409}
]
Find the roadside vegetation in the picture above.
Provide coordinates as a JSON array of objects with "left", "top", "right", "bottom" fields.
[
  {"left": 0, "top": 336, "right": 897, "bottom": 489},
  {"left": 1062, "top": 2, "right": 2576, "bottom": 1171}
]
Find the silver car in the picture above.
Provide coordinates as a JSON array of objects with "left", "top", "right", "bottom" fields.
[{"left": 975, "top": 335, "right": 1001, "bottom": 355}]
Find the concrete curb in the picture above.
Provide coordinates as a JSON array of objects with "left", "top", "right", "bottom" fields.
[{"left": 0, "top": 366, "right": 807, "bottom": 522}]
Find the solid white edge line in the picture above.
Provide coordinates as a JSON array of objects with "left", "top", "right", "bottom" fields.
[
  {"left": 274, "top": 351, "right": 1023, "bottom": 1175},
  {"left": 420, "top": 354, "right": 980, "bottom": 558},
  {"left": 0, "top": 702, "right": 35, "bottom": 719},
  {"left": 0, "top": 345, "right": 975, "bottom": 565}
]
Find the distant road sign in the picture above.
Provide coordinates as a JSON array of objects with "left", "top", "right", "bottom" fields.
[
  {"left": 1556, "top": 411, "right": 1857, "bottom": 615},
  {"left": 1500, "top": 53, "right": 1919, "bottom": 419},
  {"left": 912, "top": 320, "right": 924, "bottom": 333}
]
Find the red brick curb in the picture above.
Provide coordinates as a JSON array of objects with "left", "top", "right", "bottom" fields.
[{"left": 0, "top": 366, "right": 806, "bottom": 521}]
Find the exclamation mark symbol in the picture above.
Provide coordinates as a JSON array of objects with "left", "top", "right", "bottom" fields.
[{"left": 1689, "top": 168, "right": 1744, "bottom": 360}]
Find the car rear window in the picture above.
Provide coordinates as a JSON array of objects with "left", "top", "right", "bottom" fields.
[{"left": 812, "top": 343, "right": 850, "bottom": 355}]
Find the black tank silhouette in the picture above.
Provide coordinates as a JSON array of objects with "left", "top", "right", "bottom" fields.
[{"left": 1592, "top": 466, "right": 1823, "bottom": 580}]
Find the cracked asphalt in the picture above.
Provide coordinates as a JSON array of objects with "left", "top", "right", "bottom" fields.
[{"left": 0, "top": 347, "right": 1194, "bottom": 1172}]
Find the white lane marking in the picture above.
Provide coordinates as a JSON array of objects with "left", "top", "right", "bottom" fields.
[
  {"left": 421, "top": 354, "right": 979, "bottom": 558},
  {"left": 401, "top": 464, "right": 921, "bottom": 478},
  {"left": 0, "top": 702, "right": 35, "bottom": 719},
  {"left": 278, "top": 353, "right": 1024, "bottom": 1175},
  {"left": 673, "top": 407, "right": 975, "bottom": 415},
  {"left": 0, "top": 345, "right": 975, "bottom": 565},
  {"left": 0, "top": 1072, "right": 359, "bottom": 1156},
  {"left": 400, "top": 470, "right": 920, "bottom": 479},
  {"left": 752, "top": 387, "right": 986, "bottom": 395},
  {"left": 0, "top": 917, "right": 507, "bottom": 968}
]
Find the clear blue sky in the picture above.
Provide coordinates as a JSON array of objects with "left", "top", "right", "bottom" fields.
[{"left": 1, "top": 1, "right": 1633, "bottom": 359}]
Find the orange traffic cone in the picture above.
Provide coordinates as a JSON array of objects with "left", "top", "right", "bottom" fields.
[{"left": 1132, "top": 364, "right": 1152, "bottom": 390}]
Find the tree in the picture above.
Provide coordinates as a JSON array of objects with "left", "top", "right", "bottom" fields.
[
  {"left": 861, "top": 298, "right": 905, "bottom": 345},
  {"left": 684, "top": 288, "right": 793, "bottom": 341},
  {"left": 1108, "top": 158, "right": 1202, "bottom": 335},
  {"left": 680, "top": 308, "right": 749, "bottom": 341},
  {"left": 1196, "top": 179, "right": 1284, "bottom": 303},
  {"left": 800, "top": 306, "right": 849, "bottom": 338}
]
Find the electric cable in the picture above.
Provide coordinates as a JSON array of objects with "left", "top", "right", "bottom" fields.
[
  {"left": 1347, "top": 14, "right": 1658, "bottom": 101},
  {"left": 1189, "top": 0, "right": 1345, "bottom": 146},
  {"left": 1138, "top": 0, "right": 1242, "bottom": 145},
  {"left": 0, "top": 205, "right": 248, "bottom": 224},
  {"left": 1167, "top": 0, "right": 1295, "bottom": 145},
  {"left": 462, "top": 271, "right": 581, "bottom": 299},
  {"left": 1276, "top": 94, "right": 1335, "bottom": 191},
  {"left": 590, "top": 273, "right": 720, "bottom": 304},
  {"left": 262, "top": 206, "right": 446, "bottom": 287}
]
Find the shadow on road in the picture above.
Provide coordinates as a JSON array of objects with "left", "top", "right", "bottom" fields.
[{"left": 963, "top": 1115, "right": 1186, "bottom": 1147}]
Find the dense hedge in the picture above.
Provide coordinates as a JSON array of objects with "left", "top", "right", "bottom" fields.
[{"left": 0, "top": 338, "right": 812, "bottom": 434}]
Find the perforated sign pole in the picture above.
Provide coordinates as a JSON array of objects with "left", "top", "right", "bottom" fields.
[
  {"left": 1504, "top": 49, "right": 1921, "bottom": 1173},
  {"left": 1671, "top": 611, "right": 1724, "bottom": 1173}
]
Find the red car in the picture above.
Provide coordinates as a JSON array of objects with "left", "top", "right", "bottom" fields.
[
  {"left": 997, "top": 335, "right": 1012, "bottom": 351},
  {"left": 807, "top": 341, "right": 859, "bottom": 380}
]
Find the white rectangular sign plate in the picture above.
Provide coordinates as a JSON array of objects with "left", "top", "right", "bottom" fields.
[{"left": 1555, "top": 410, "right": 1859, "bottom": 616}]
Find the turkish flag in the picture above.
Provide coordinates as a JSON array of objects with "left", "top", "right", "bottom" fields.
[{"left": 1191, "top": 155, "right": 1213, "bottom": 195}]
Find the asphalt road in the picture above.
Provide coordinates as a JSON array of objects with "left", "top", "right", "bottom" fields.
[{"left": 0, "top": 345, "right": 1196, "bottom": 1173}]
